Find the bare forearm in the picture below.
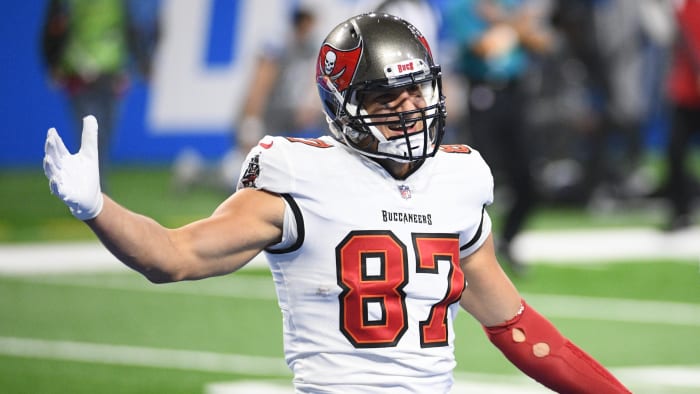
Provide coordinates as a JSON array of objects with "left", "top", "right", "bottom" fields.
[
  {"left": 86, "top": 195, "right": 184, "bottom": 283},
  {"left": 83, "top": 190, "right": 282, "bottom": 283}
]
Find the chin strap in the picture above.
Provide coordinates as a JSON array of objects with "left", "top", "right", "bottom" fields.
[{"left": 483, "top": 300, "right": 631, "bottom": 394}]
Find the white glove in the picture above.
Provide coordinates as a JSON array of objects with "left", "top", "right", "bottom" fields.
[{"left": 43, "top": 115, "right": 104, "bottom": 221}]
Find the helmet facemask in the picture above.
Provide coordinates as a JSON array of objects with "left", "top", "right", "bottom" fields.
[
  {"left": 316, "top": 14, "right": 447, "bottom": 163},
  {"left": 322, "top": 63, "right": 446, "bottom": 163},
  {"left": 346, "top": 67, "right": 445, "bottom": 162}
]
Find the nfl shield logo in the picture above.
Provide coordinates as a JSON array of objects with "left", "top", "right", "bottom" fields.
[{"left": 398, "top": 185, "right": 411, "bottom": 200}]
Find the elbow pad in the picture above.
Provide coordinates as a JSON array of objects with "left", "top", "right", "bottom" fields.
[{"left": 483, "top": 300, "right": 631, "bottom": 394}]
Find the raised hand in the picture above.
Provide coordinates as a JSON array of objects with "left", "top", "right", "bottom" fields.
[{"left": 43, "top": 115, "right": 104, "bottom": 220}]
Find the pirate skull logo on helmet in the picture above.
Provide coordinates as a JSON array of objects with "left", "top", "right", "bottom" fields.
[{"left": 324, "top": 51, "right": 336, "bottom": 75}]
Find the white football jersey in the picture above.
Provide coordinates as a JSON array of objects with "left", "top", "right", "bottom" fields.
[{"left": 236, "top": 136, "right": 494, "bottom": 393}]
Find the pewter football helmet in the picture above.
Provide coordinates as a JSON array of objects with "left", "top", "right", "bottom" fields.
[{"left": 316, "top": 13, "right": 446, "bottom": 162}]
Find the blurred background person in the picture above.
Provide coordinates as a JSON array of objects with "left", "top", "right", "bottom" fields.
[
  {"left": 41, "top": 0, "right": 162, "bottom": 191},
  {"left": 172, "top": 3, "right": 325, "bottom": 193},
  {"left": 439, "top": 0, "right": 554, "bottom": 275},
  {"left": 221, "top": 4, "right": 323, "bottom": 190},
  {"left": 662, "top": 0, "right": 700, "bottom": 230},
  {"left": 550, "top": 0, "right": 675, "bottom": 210},
  {"left": 125, "top": 0, "right": 162, "bottom": 81}
]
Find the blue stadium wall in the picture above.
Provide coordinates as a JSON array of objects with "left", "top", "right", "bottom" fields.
[
  {"left": 0, "top": 0, "right": 309, "bottom": 168},
  {"left": 0, "top": 0, "right": 669, "bottom": 168}
]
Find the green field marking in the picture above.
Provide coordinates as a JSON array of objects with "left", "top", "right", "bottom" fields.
[
  {"left": 522, "top": 293, "right": 700, "bottom": 326},
  {"left": 0, "top": 275, "right": 284, "bottom": 356},
  {"left": 510, "top": 262, "right": 700, "bottom": 304}
]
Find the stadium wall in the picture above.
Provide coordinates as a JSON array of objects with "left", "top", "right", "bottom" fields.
[{"left": 0, "top": 0, "right": 345, "bottom": 167}]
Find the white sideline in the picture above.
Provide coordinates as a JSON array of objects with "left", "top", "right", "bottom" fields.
[
  {"left": 0, "top": 336, "right": 289, "bottom": 376},
  {"left": 512, "top": 226, "right": 700, "bottom": 263},
  {"left": 1, "top": 226, "right": 699, "bottom": 275}
]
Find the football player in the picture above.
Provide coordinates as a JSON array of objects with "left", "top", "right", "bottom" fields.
[{"left": 43, "top": 13, "right": 631, "bottom": 393}]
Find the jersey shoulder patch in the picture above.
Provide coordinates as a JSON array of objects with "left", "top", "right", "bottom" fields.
[
  {"left": 438, "top": 144, "right": 472, "bottom": 154},
  {"left": 237, "top": 135, "right": 338, "bottom": 193}
]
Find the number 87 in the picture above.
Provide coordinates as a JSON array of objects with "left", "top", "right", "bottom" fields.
[{"left": 335, "top": 231, "right": 465, "bottom": 348}]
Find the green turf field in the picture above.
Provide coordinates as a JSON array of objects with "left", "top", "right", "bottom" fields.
[{"left": 1, "top": 167, "right": 699, "bottom": 393}]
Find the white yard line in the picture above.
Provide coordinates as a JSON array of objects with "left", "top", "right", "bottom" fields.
[
  {"left": 206, "top": 376, "right": 555, "bottom": 394},
  {"left": 0, "top": 241, "right": 134, "bottom": 275},
  {"left": 0, "top": 336, "right": 697, "bottom": 393},
  {"left": 0, "top": 336, "right": 290, "bottom": 376},
  {"left": 521, "top": 293, "right": 700, "bottom": 327},
  {"left": 1, "top": 226, "right": 699, "bottom": 275},
  {"left": 10, "top": 271, "right": 700, "bottom": 327},
  {"left": 512, "top": 226, "right": 700, "bottom": 264},
  {"left": 207, "top": 370, "right": 700, "bottom": 394}
]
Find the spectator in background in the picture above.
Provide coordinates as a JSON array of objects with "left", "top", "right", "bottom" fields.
[
  {"left": 552, "top": 0, "right": 654, "bottom": 207},
  {"left": 440, "top": 0, "right": 554, "bottom": 275},
  {"left": 663, "top": 0, "right": 700, "bottom": 230},
  {"left": 222, "top": 6, "right": 323, "bottom": 184},
  {"left": 41, "top": 0, "right": 162, "bottom": 191},
  {"left": 173, "top": 4, "right": 324, "bottom": 193},
  {"left": 125, "top": 0, "right": 162, "bottom": 81}
]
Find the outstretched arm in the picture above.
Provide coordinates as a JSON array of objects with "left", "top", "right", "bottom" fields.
[
  {"left": 43, "top": 116, "right": 285, "bottom": 283},
  {"left": 460, "top": 234, "right": 631, "bottom": 393},
  {"left": 87, "top": 188, "right": 284, "bottom": 283}
]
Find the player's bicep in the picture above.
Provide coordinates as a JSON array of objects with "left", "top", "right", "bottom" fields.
[
  {"left": 459, "top": 233, "right": 522, "bottom": 326},
  {"left": 170, "top": 188, "right": 285, "bottom": 279}
]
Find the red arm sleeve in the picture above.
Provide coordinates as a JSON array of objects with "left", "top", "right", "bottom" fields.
[{"left": 483, "top": 300, "right": 631, "bottom": 393}]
